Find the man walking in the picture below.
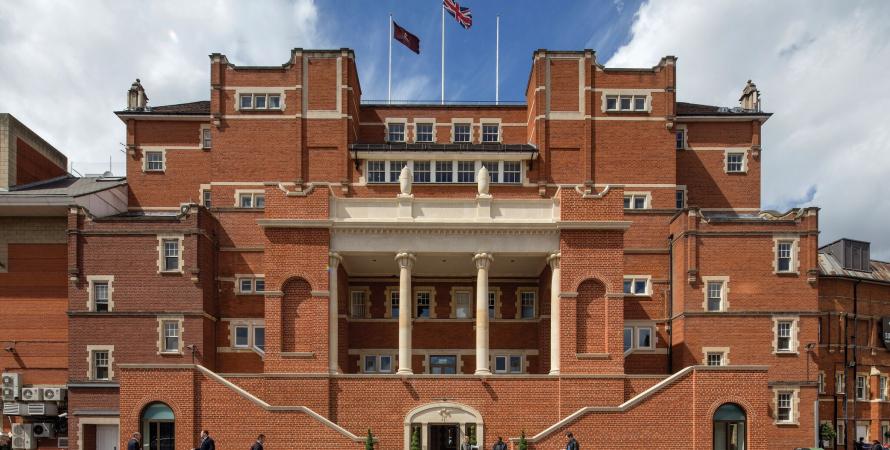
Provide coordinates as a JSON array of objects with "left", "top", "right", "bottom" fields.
[
  {"left": 250, "top": 434, "right": 265, "bottom": 450},
  {"left": 492, "top": 436, "right": 507, "bottom": 450},
  {"left": 126, "top": 432, "right": 141, "bottom": 450},
  {"left": 196, "top": 430, "right": 215, "bottom": 450},
  {"left": 565, "top": 432, "right": 579, "bottom": 450}
]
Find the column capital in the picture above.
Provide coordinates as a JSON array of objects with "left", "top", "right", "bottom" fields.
[
  {"left": 473, "top": 252, "right": 494, "bottom": 270},
  {"left": 329, "top": 252, "right": 342, "bottom": 269},
  {"left": 547, "top": 252, "right": 561, "bottom": 270},
  {"left": 395, "top": 252, "right": 416, "bottom": 269}
]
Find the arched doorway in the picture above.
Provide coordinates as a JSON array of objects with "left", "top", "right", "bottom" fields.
[
  {"left": 713, "top": 403, "right": 746, "bottom": 450},
  {"left": 141, "top": 402, "right": 175, "bottom": 450},
  {"left": 404, "top": 402, "right": 483, "bottom": 450}
]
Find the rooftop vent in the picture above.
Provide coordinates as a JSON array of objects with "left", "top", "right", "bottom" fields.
[{"left": 822, "top": 238, "right": 872, "bottom": 273}]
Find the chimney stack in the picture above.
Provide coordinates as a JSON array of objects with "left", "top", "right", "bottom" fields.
[
  {"left": 127, "top": 79, "right": 148, "bottom": 111},
  {"left": 738, "top": 80, "right": 760, "bottom": 112}
]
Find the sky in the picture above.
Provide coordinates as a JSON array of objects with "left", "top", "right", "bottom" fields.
[{"left": 1, "top": 0, "right": 888, "bottom": 259}]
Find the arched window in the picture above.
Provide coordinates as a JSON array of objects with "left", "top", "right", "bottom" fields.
[
  {"left": 713, "top": 403, "right": 746, "bottom": 450},
  {"left": 141, "top": 402, "right": 175, "bottom": 450}
]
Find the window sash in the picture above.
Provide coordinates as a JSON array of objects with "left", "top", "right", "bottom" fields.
[
  {"left": 836, "top": 373, "right": 845, "bottom": 394},
  {"left": 268, "top": 95, "right": 281, "bottom": 109},
  {"left": 254, "top": 95, "right": 267, "bottom": 109},
  {"left": 777, "top": 321, "right": 792, "bottom": 351},
  {"left": 509, "top": 355, "right": 521, "bottom": 373},
  {"left": 606, "top": 96, "right": 618, "bottom": 111},
  {"left": 202, "top": 129, "right": 212, "bottom": 148},
  {"left": 415, "top": 123, "right": 433, "bottom": 142},
  {"left": 239, "top": 94, "right": 253, "bottom": 109},
  {"left": 435, "top": 161, "right": 453, "bottom": 183},
  {"left": 488, "top": 292, "right": 496, "bottom": 319},
  {"left": 633, "top": 96, "right": 646, "bottom": 111},
  {"left": 234, "top": 326, "right": 249, "bottom": 347},
  {"left": 163, "top": 322, "right": 180, "bottom": 352},
  {"left": 706, "top": 353, "right": 723, "bottom": 366},
  {"left": 637, "top": 327, "right": 653, "bottom": 349},
  {"left": 389, "top": 161, "right": 407, "bottom": 182},
  {"left": 623, "top": 327, "right": 633, "bottom": 352},
  {"left": 253, "top": 326, "right": 265, "bottom": 351},
  {"left": 390, "top": 291, "right": 400, "bottom": 319},
  {"left": 675, "top": 130, "right": 685, "bottom": 150},
  {"left": 93, "top": 351, "right": 110, "bottom": 380},
  {"left": 364, "top": 355, "right": 377, "bottom": 373},
  {"left": 416, "top": 292, "right": 431, "bottom": 318},
  {"left": 387, "top": 123, "right": 405, "bottom": 142},
  {"left": 379, "top": 355, "right": 392, "bottom": 373},
  {"left": 623, "top": 194, "right": 648, "bottom": 209},
  {"left": 619, "top": 97, "right": 632, "bottom": 111},
  {"left": 240, "top": 279, "right": 253, "bottom": 293},
  {"left": 350, "top": 292, "right": 366, "bottom": 318},
  {"left": 453, "top": 124, "right": 471, "bottom": 142},
  {"left": 707, "top": 282, "right": 723, "bottom": 311},
  {"left": 254, "top": 278, "right": 265, "bottom": 293},
  {"left": 367, "top": 161, "right": 386, "bottom": 183},
  {"left": 454, "top": 291, "right": 471, "bottom": 319},
  {"left": 146, "top": 152, "right": 164, "bottom": 171},
  {"left": 503, "top": 161, "right": 521, "bottom": 183},
  {"left": 520, "top": 292, "right": 536, "bottom": 318},
  {"left": 94, "top": 283, "right": 109, "bottom": 311},
  {"left": 727, "top": 153, "right": 744, "bottom": 172},
  {"left": 413, "top": 161, "right": 431, "bottom": 183},
  {"left": 163, "top": 240, "right": 179, "bottom": 271},
  {"left": 494, "top": 356, "right": 507, "bottom": 373},
  {"left": 676, "top": 190, "right": 684, "bottom": 209},
  {"left": 857, "top": 376, "right": 867, "bottom": 399},
  {"left": 482, "top": 161, "right": 499, "bottom": 183},
  {"left": 202, "top": 190, "right": 212, "bottom": 207},
  {"left": 457, "top": 161, "right": 475, "bottom": 183},
  {"left": 777, "top": 242, "right": 793, "bottom": 271},
  {"left": 481, "top": 124, "right": 499, "bottom": 142},
  {"left": 777, "top": 393, "right": 792, "bottom": 422}
]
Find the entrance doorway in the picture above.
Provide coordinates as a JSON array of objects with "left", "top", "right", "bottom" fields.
[
  {"left": 713, "top": 403, "right": 746, "bottom": 450},
  {"left": 96, "top": 425, "right": 119, "bottom": 450},
  {"left": 429, "top": 425, "right": 459, "bottom": 450}
]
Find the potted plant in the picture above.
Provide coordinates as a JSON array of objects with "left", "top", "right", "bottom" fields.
[{"left": 820, "top": 422, "right": 836, "bottom": 448}]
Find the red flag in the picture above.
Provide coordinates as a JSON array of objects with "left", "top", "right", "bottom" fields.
[{"left": 393, "top": 21, "right": 420, "bottom": 54}]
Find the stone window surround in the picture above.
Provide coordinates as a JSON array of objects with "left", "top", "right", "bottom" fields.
[
  {"left": 410, "top": 118, "right": 437, "bottom": 143},
  {"left": 702, "top": 346, "right": 730, "bottom": 366},
  {"left": 724, "top": 148, "right": 750, "bottom": 174},
  {"left": 141, "top": 147, "right": 166, "bottom": 173},
  {"left": 449, "top": 286, "right": 474, "bottom": 319},
  {"left": 349, "top": 348, "right": 538, "bottom": 375},
  {"left": 675, "top": 124, "right": 689, "bottom": 150},
  {"left": 623, "top": 191, "right": 652, "bottom": 210},
  {"left": 234, "top": 189, "right": 265, "bottom": 208},
  {"left": 200, "top": 123, "right": 212, "bottom": 149},
  {"left": 156, "top": 315, "right": 185, "bottom": 355},
  {"left": 156, "top": 234, "right": 184, "bottom": 274},
  {"left": 354, "top": 286, "right": 511, "bottom": 321},
  {"left": 233, "top": 88, "right": 287, "bottom": 111},
  {"left": 479, "top": 118, "right": 502, "bottom": 143},
  {"left": 623, "top": 274, "right": 652, "bottom": 297},
  {"left": 235, "top": 274, "right": 265, "bottom": 295},
  {"left": 701, "top": 276, "right": 730, "bottom": 312},
  {"left": 86, "top": 345, "right": 114, "bottom": 381},
  {"left": 772, "top": 387, "right": 800, "bottom": 426},
  {"left": 384, "top": 118, "right": 407, "bottom": 143},
  {"left": 488, "top": 287, "right": 503, "bottom": 320},
  {"left": 450, "top": 118, "right": 475, "bottom": 143},
  {"left": 600, "top": 89, "right": 654, "bottom": 114},
  {"left": 624, "top": 321, "right": 657, "bottom": 353},
  {"left": 414, "top": 286, "right": 438, "bottom": 319},
  {"left": 772, "top": 315, "right": 800, "bottom": 355},
  {"left": 383, "top": 286, "right": 399, "bottom": 319},
  {"left": 489, "top": 352, "right": 527, "bottom": 374},
  {"left": 199, "top": 183, "right": 211, "bottom": 207},
  {"left": 514, "top": 287, "right": 538, "bottom": 319},
  {"left": 360, "top": 158, "right": 527, "bottom": 185},
  {"left": 357, "top": 352, "right": 397, "bottom": 373},
  {"left": 86, "top": 275, "right": 115, "bottom": 312},
  {"left": 773, "top": 235, "right": 801, "bottom": 275},
  {"left": 855, "top": 372, "right": 870, "bottom": 400},
  {"left": 226, "top": 319, "right": 265, "bottom": 351},
  {"left": 818, "top": 370, "right": 826, "bottom": 394},
  {"left": 348, "top": 287, "right": 372, "bottom": 319}
]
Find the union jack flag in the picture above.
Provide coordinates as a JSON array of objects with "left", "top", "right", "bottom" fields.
[{"left": 443, "top": 0, "right": 472, "bottom": 29}]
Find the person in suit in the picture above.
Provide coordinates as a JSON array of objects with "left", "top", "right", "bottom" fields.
[
  {"left": 126, "top": 432, "right": 141, "bottom": 450},
  {"left": 196, "top": 430, "right": 215, "bottom": 450},
  {"left": 565, "top": 432, "right": 579, "bottom": 450},
  {"left": 250, "top": 434, "right": 265, "bottom": 450}
]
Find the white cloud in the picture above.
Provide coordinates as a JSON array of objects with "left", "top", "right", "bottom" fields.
[
  {"left": 0, "top": 0, "right": 327, "bottom": 176},
  {"left": 607, "top": 1, "right": 890, "bottom": 259}
]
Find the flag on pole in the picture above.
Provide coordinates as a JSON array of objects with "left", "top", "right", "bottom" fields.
[
  {"left": 393, "top": 21, "right": 420, "bottom": 54},
  {"left": 443, "top": 0, "right": 473, "bottom": 29}
]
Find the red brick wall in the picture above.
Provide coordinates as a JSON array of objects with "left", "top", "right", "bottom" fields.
[{"left": 14, "top": 138, "right": 66, "bottom": 185}]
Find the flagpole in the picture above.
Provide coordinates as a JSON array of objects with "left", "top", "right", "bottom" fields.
[
  {"left": 495, "top": 15, "right": 500, "bottom": 105},
  {"left": 441, "top": 3, "right": 445, "bottom": 105},
  {"left": 388, "top": 13, "right": 393, "bottom": 104}
]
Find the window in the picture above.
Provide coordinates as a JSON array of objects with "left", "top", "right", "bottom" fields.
[
  {"left": 493, "top": 355, "right": 523, "bottom": 374},
  {"left": 776, "top": 391, "right": 793, "bottom": 423},
  {"left": 707, "top": 281, "right": 725, "bottom": 312},
  {"left": 94, "top": 282, "right": 109, "bottom": 312},
  {"left": 637, "top": 327, "right": 653, "bottom": 349},
  {"left": 625, "top": 325, "right": 656, "bottom": 352},
  {"left": 202, "top": 128, "right": 212, "bottom": 149},
  {"left": 364, "top": 355, "right": 377, "bottom": 373},
  {"left": 429, "top": 355, "right": 457, "bottom": 374},
  {"left": 93, "top": 350, "right": 110, "bottom": 380},
  {"left": 238, "top": 192, "right": 264, "bottom": 208},
  {"left": 240, "top": 94, "right": 253, "bottom": 109},
  {"left": 482, "top": 161, "right": 499, "bottom": 183},
  {"left": 676, "top": 189, "right": 685, "bottom": 209},
  {"left": 435, "top": 161, "right": 453, "bottom": 183},
  {"left": 268, "top": 95, "right": 281, "bottom": 109},
  {"left": 633, "top": 96, "right": 646, "bottom": 111},
  {"left": 675, "top": 129, "right": 686, "bottom": 150},
  {"left": 881, "top": 375, "right": 888, "bottom": 401},
  {"left": 234, "top": 325, "right": 249, "bottom": 348},
  {"left": 606, "top": 96, "right": 618, "bottom": 111},
  {"left": 623, "top": 193, "right": 649, "bottom": 209},
  {"left": 389, "top": 161, "right": 407, "bottom": 182},
  {"left": 161, "top": 321, "right": 180, "bottom": 353},
  {"left": 713, "top": 404, "right": 746, "bottom": 450},
  {"left": 605, "top": 95, "right": 647, "bottom": 112},
  {"left": 726, "top": 152, "right": 745, "bottom": 173},
  {"left": 488, "top": 291, "right": 497, "bottom": 319},
  {"left": 818, "top": 372, "right": 825, "bottom": 394},
  {"left": 413, "top": 161, "right": 431, "bottom": 183},
  {"left": 202, "top": 190, "right": 212, "bottom": 208},
  {"left": 254, "top": 94, "right": 267, "bottom": 109},
  {"left": 837, "top": 422, "right": 845, "bottom": 445},
  {"left": 503, "top": 161, "right": 521, "bottom": 184},
  {"left": 379, "top": 355, "right": 392, "bottom": 372},
  {"left": 145, "top": 151, "right": 164, "bottom": 171},
  {"left": 520, "top": 291, "right": 536, "bottom": 319},
  {"left": 619, "top": 96, "right": 631, "bottom": 110},
  {"left": 706, "top": 352, "right": 724, "bottom": 366},
  {"left": 453, "top": 123, "right": 471, "bottom": 142},
  {"left": 624, "top": 327, "right": 633, "bottom": 352},
  {"left": 388, "top": 123, "right": 405, "bottom": 142},
  {"left": 454, "top": 291, "right": 471, "bottom": 319},
  {"left": 390, "top": 290, "right": 399, "bottom": 319},
  {"left": 367, "top": 160, "right": 386, "bottom": 183},
  {"left": 350, "top": 291, "right": 367, "bottom": 319},
  {"left": 481, "top": 123, "right": 499, "bottom": 142},
  {"left": 416, "top": 291, "right": 431, "bottom": 318},
  {"left": 836, "top": 371, "right": 846, "bottom": 394},
  {"left": 415, "top": 123, "right": 433, "bottom": 142},
  {"left": 856, "top": 375, "right": 868, "bottom": 400},
  {"left": 254, "top": 278, "right": 265, "bottom": 293},
  {"left": 776, "top": 321, "right": 793, "bottom": 352},
  {"left": 237, "top": 277, "right": 264, "bottom": 294},
  {"left": 253, "top": 326, "right": 265, "bottom": 352},
  {"left": 457, "top": 161, "right": 475, "bottom": 183},
  {"left": 238, "top": 93, "right": 282, "bottom": 110},
  {"left": 162, "top": 239, "right": 180, "bottom": 272},
  {"left": 240, "top": 278, "right": 253, "bottom": 294},
  {"left": 362, "top": 355, "right": 394, "bottom": 373},
  {"left": 623, "top": 276, "right": 650, "bottom": 296},
  {"left": 776, "top": 241, "right": 794, "bottom": 273}
]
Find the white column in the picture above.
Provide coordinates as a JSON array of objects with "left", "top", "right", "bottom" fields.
[
  {"left": 473, "top": 253, "right": 493, "bottom": 375},
  {"left": 396, "top": 252, "right": 416, "bottom": 375},
  {"left": 329, "top": 252, "right": 341, "bottom": 374},
  {"left": 548, "top": 253, "right": 561, "bottom": 375}
]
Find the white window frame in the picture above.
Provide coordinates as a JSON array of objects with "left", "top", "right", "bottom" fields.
[
  {"left": 235, "top": 190, "right": 265, "bottom": 209},
  {"left": 227, "top": 320, "right": 265, "bottom": 352},
  {"left": 623, "top": 192, "right": 651, "bottom": 210},
  {"left": 772, "top": 316, "right": 800, "bottom": 355},
  {"left": 415, "top": 290, "right": 432, "bottom": 319},
  {"left": 856, "top": 374, "right": 869, "bottom": 400},
  {"left": 87, "top": 275, "right": 114, "bottom": 312},
  {"left": 624, "top": 323, "right": 658, "bottom": 353},
  {"left": 235, "top": 92, "right": 285, "bottom": 111},
  {"left": 200, "top": 125, "right": 212, "bottom": 149},
  {"left": 773, "top": 236, "right": 800, "bottom": 274},
  {"left": 623, "top": 275, "right": 651, "bottom": 296},
  {"left": 675, "top": 187, "right": 687, "bottom": 209},
  {"left": 480, "top": 122, "right": 500, "bottom": 143},
  {"left": 361, "top": 354, "right": 395, "bottom": 374},
  {"left": 384, "top": 287, "right": 400, "bottom": 319},
  {"left": 387, "top": 121, "right": 406, "bottom": 143},
  {"left": 837, "top": 421, "right": 845, "bottom": 445},
  {"left": 675, "top": 124, "right": 688, "bottom": 150},
  {"left": 143, "top": 149, "right": 166, "bottom": 172},
  {"left": 724, "top": 149, "right": 749, "bottom": 174},
  {"left": 349, "top": 288, "right": 370, "bottom": 319},
  {"left": 636, "top": 326, "right": 654, "bottom": 350},
  {"left": 202, "top": 189, "right": 212, "bottom": 208},
  {"left": 516, "top": 288, "right": 537, "bottom": 319},
  {"left": 413, "top": 287, "right": 437, "bottom": 319},
  {"left": 233, "top": 324, "right": 250, "bottom": 348},
  {"left": 452, "top": 121, "right": 472, "bottom": 143},
  {"left": 491, "top": 354, "right": 524, "bottom": 374},
  {"left": 451, "top": 288, "right": 473, "bottom": 319},
  {"left": 362, "top": 159, "right": 525, "bottom": 185},
  {"left": 702, "top": 347, "right": 730, "bottom": 366},
  {"left": 836, "top": 371, "right": 846, "bottom": 394},
  {"left": 881, "top": 375, "right": 888, "bottom": 401},
  {"left": 413, "top": 120, "right": 436, "bottom": 143},
  {"left": 601, "top": 91, "right": 653, "bottom": 113},
  {"left": 412, "top": 160, "right": 432, "bottom": 183},
  {"left": 235, "top": 275, "right": 265, "bottom": 295},
  {"left": 487, "top": 287, "right": 502, "bottom": 320},
  {"left": 157, "top": 234, "right": 184, "bottom": 274},
  {"left": 157, "top": 316, "right": 184, "bottom": 355},
  {"left": 86, "top": 345, "right": 114, "bottom": 381},
  {"left": 774, "top": 389, "right": 798, "bottom": 425},
  {"left": 702, "top": 276, "right": 729, "bottom": 312},
  {"left": 817, "top": 371, "right": 825, "bottom": 394}
]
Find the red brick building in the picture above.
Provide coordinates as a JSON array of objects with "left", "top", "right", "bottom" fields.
[{"left": 3, "top": 48, "right": 857, "bottom": 449}]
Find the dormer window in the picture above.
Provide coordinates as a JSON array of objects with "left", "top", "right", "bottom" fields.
[
  {"left": 481, "top": 123, "right": 499, "bottom": 142},
  {"left": 388, "top": 123, "right": 405, "bottom": 142},
  {"left": 415, "top": 123, "right": 434, "bottom": 142},
  {"left": 453, "top": 123, "right": 471, "bottom": 143}
]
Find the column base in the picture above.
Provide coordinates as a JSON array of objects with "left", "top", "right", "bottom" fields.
[
  {"left": 474, "top": 369, "right": 492, "bottom": 376},
  {"left": 397, "top": 368, "right": 414, "bottom": 375},
  {"left": 549, "top": 369, "right": 561, "bottom": 376}
]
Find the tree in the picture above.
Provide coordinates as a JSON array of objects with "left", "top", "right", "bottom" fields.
[
  {"left": 820, "top": 422, "right": 836, "bottom": 447},
  {"left": 518, "top": 430, "right": 528, "bottom": 450},
  {"left": 411, "top": 428, "right": 421, "bottom": 450},
  {"left": 365, "top": 429, "right": 374, "bottom": 450}
]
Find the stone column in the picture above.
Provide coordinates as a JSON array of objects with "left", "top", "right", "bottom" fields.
[
  {"left": 328, "top": 252, "right": 341, "bottom": 374},
  {"left": 395, "top": 252, "right": 416, "bottom": 375},
  {"left": 473, "top": 253, "right": 494, "bottom": 375},
  {"left": 548, "top": 253, "right": 561, "bottom": 375}
]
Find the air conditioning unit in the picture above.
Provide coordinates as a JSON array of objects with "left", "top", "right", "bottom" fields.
[
  {"left": 3, "top": 402, "right": 24, "bottom": 416},
  {"left": 11, "top": 423, "right": 35, "bottom": 450},
  {"left": 2, "top": 372, "right": 21, "bottom": 400},
  {"left": 31, "top": 422, "right": 55, "bottom": 439},
  {"left": 26, "top": 402, "right": 59, "bottom": 416},
  {"left": 20, "top": 387, "right": 42, "bottom": 401},
  {"left": 57, "top": 437, "right": 69, "bottom": 448},
  {"left": 40, "top": 387, "right": 66, "bottom": 402}
]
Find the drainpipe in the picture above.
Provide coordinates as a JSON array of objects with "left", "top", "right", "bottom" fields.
[
  {"left": 667, "top": 234, "right": 674, "bottom": 373},
  {"left": 850, "top": 279, "right": 861, "bottom": 448}
]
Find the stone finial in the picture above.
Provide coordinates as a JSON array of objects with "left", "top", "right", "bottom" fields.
[
  {"left": 739, "top": 80, "right": 760, "bottom": 112},
  {"left": 127, "top": 79, "right": 148, "bottom": 111},
  {"left": 477, "top": 166, "right": 490, "bottom": 196},
  {"left": 398, "top": 165, "right": 412, "bottom": 196}
]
